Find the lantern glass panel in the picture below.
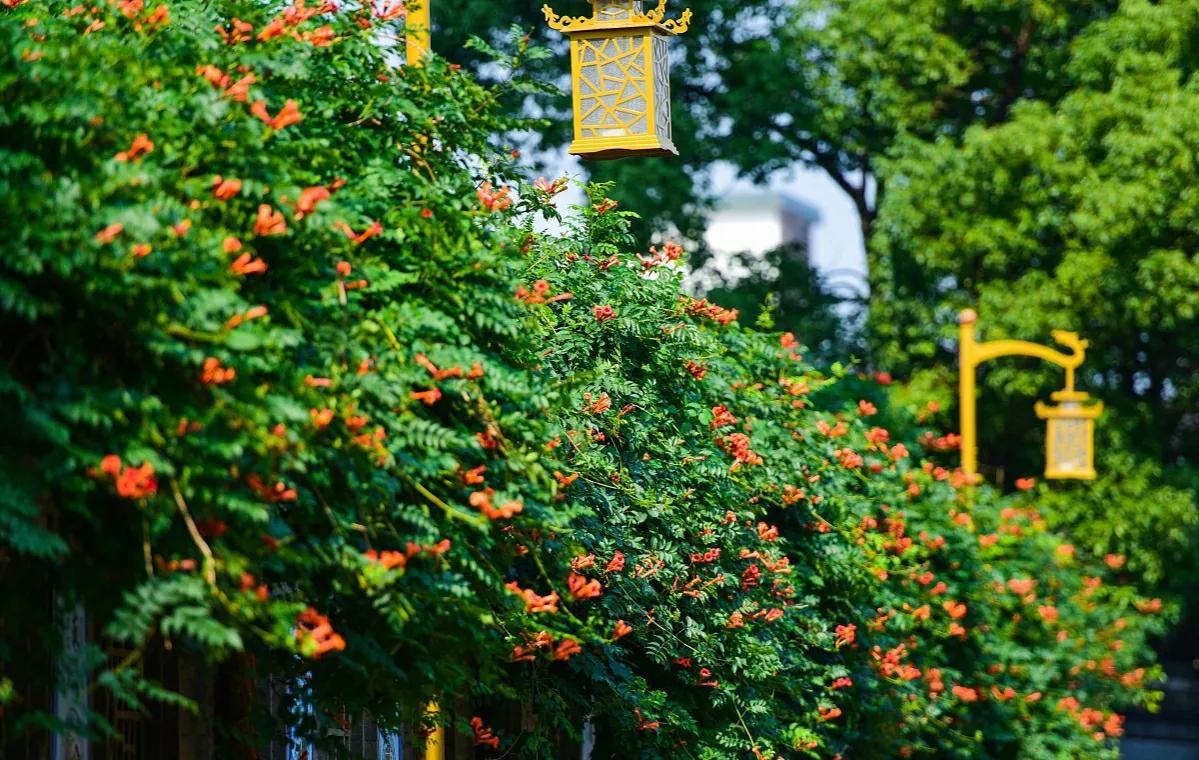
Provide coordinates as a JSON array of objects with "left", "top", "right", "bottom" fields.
[
  {"left": 652, "top": 34, "right": 672, "bottom": 141},
  {"left": 1048, "top": 417, "right": 1092, "bottom": 476},
  {"left": 575, "top": 32, "right": 652, "bottom": 139}
]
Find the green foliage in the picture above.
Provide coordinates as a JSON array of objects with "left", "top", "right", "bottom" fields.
[
  {"left": 865, "top": 0, "right": 1199, "bottom": 587},
  {"left": 0, "top": 1, "right": 1172, "bottom": 758}
]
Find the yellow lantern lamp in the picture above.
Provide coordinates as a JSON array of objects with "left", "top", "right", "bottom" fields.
[
  {"left": 1036, "top": 391, "right": 1103, "bottom": 480},
  {"left": 542, "top": 0, "right": 693, "bottom": 160},
  {"left": 959, "top": 309, "right": 1104, "bottom": 482}
]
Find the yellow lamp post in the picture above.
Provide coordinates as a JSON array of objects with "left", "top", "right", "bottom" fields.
[
  {"left": 406, "top": 0, "right": 430, "bottom": 67},
  {"left": 423, "top": 700, "right": 444, "bottom": 760},
  {"left": 542, "top": 0, "right": 693, "bottom": 159},
  {"left": 959, "top": 309, "right": 1103, "bottom": 481}
]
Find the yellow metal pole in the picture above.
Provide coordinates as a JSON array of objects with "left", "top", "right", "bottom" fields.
[
  {"left": 406, "top": 0, "right": 430, "bottom": 67},
  {"left": 959, "top": 309, "right": 979, "bottom": 476},
  {"left": 425, "top": 700, "right": 444, "bottom": 760}
]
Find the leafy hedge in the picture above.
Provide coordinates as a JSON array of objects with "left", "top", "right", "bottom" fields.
[{"left": 0, "top": 0, "right": 1171, "bottom": 757}]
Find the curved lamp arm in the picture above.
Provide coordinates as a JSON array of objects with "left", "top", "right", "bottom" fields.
[{"left": 958, "top": 309, "right": 1094, "bottom": 476}]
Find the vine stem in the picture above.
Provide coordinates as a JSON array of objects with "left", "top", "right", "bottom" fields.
[{"left": 171, "top": 479, "right": 217, "bottom": 586}]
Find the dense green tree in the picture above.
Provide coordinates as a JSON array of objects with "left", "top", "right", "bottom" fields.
[{"left": 866, "top": 0, "right": 1199, "bottom": 586}]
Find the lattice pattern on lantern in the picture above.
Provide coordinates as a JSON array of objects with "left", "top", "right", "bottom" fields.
[
  {"left": 1036, "top": 392, "right": 1103, "bottom": 480},
  {"left": 544, "top": 1, "right": 692, "bottom": 159},
  {"left": 577, "top": 35, "right": 651, "bottom": 138}
]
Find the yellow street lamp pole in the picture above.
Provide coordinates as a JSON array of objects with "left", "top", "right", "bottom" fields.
[
  {"left": 959, "top": 309, "right": 1103, "bottom": 481},
  {"left": 424, "top": 699, "right": 444, "bottom": 760},
  {"left": 406, "top": 0, "right": 430, "bottom": 67}
]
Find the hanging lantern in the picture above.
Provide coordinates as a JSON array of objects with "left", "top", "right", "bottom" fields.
[
  {"left": 542, "top": 1, "right": 693, "bottom": 160},
  {"left": 1035, "top": 391, "right": 1103, "bottom": 481}
]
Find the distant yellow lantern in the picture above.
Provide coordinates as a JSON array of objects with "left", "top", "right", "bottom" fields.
[
  {"left": 1036, "top": 391, "right": 1103, "bottom": 481},
  {"left": 542, "top": 0, "right": 693, "bottom": 160},
  {"left": 959, "top": 311, "right": 1105, "bottom": 482}
]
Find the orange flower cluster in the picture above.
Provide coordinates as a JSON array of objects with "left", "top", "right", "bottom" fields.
[
  {"left": 834, "top": 623, "right": 856, "bottom": 648},
  {"left": 197, "top": 65, "right": 255, "bottom": 101},
  {"left": 633, "top": 709, "right": 659, "bottom": 731},
  {"left": 288, "top": 186, "right": 330, "bottom": 220},
  {"left": 239, "top": 572, "right": 270, "bottom": 602},
  {"left": 919, "top": 431, "right": 962, "bottom": 451},
  {"left": 95, "top": 223, "right": 124, "bottom": 244},
  {"left": 115, "top": 132, "right": 153, "bottom": 162},
  {"left": 211, "top": 175, "right": 242, "bottom": 200},
  {"left": 334, "top": 219, "right": 382, "bottom": 246},
  {"left": 409, "top": 388, "right": 442, "bottom": 406},
  {"left": 477, "top": 182, "right": 512, "bottom": 212},
  {"left": 415, "top": 352, "right": 482, "bottom": 382},
  {"left": 781, "top": 484, "right": 806, "bottom": 505},
  {"left": 225, "top": 305, "right": 268, "bottom": 330},
  {"left": 591, "top": 304, "right": 617, "bottom": 322},
  {"left": 715, "top": 432, "right": 763, "bottom": 470},
  {"left": 605, "top": 551, "right": 626, "bottom": 573},
  {"left": 818, "top": 706, "right": 842, "bottom": 721},
  {"left": 683, "top": 297, "right": 739, "bottom": 325},
  {"left": 515, "top": 279, "right": 572, "bottom": 305},
  {"left": 470, "top": 717, "right": 500, "bottom": 749},
  {"left": 374, "top": 0, "right": 407, "bottom": 21},
  {"left": 310, "top": 408, "right": 334, "bottom": 428},
  {"left": 533, "top": 176, "right": 569, "bottom": 196},
  {"left": 216, "top": 18, "right": 254, "bottom": 44},
  {"left": 98, "top": 455, "right": 158, "bottom": 499},
  {"left": 364, "top": 540, "right": 451, "bottom": 571},
  {"left": 295, "top": 608, "right": 345, "bottom": 658},
  {"left": 228, "top": 0, "right": 334, "bottom": 45},
  {"left": 1057, "top": 698, "right": 1125, "bottom": 740},
  {"left": 470, "top": 489, "right": 523, "bottom": 520},
  {"left": 816, "top": 419, "right": 848, "bottom": 438},
  {"left": 583, "top": 391, "right": 612, "bottom": 415},
  {"left": 684, "top": 360, "right": 707, "bottom": 380},
  {"left": 690, "top": 547, "right": 721, "bottom": 564},
  {"left": 567, "top": 571, "right": 602, "bottom": 600},
  {"left": 254, "top": 204, "right": 288, "bottom": 236},
  {"left": 201, "top": 357, "right": 236, "bottom": 385},
  {"left": 872, "top": 644, "right": 921, "bottom": 681},
  {"left": 505, "top": 582, "right": 559, "bottom": 614},
  {"left": 1007, "top": 578, "right": 1036, "bottom": 597},
  {"left": 836, "top": 448, "right": 864, "bottom": 469},
  {"left": 638, "top": 240, "right": 685, "bottom": 270},
  {"left": 250, "top": 99, "right": 303, "bottom": 130},
  {"left": 246, "top": 474, "right": 297, "bottom": 502}
]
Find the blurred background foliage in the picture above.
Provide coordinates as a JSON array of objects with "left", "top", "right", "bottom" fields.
[{"left": 448, "top": 0, "right": 1199, "bottom": 596}]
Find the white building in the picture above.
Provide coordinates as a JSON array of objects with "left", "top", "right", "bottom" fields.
[{"left": 694, "top": 190, "right": 821, "bottom": 290}]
